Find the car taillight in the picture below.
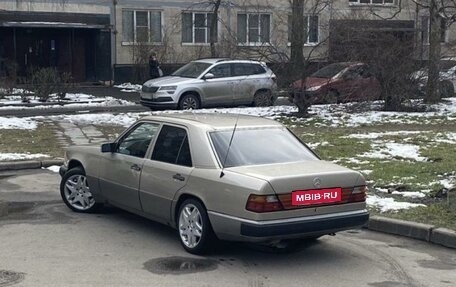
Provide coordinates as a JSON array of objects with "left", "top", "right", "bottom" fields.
[
  {"left": 351, "top": 185, "right": 368, "bottom": 202},
  {"left": 246, "top": 194, "right": 283, "bottom": 213},
  {"left": 271, "top": 76, "right": 277, "bottom": 83}
]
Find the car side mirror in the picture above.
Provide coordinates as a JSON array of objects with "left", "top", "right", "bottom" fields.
[
  {"left": 101, "top": 142, "right": 116, "bottom": 153},
  {"left": 203, "top": 73, "right": 215, "bottom": 80}
]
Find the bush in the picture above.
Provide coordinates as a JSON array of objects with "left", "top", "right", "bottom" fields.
[{"left": 28, "top": 68, "right": 73, "bottom": 102}]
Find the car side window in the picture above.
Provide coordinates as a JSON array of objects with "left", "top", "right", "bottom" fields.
[
  {"left": 116, "top": 123, "right": 159, "bottom": 158},
  {"left": 232, "top": 63, "right": 249, "bottom": 76},
  {"left": 252, "top": 64, "right": 266, "bottom": 74},
  {"left": 208, "top": 64, "right": 231, "bottom": 78},
  {"left": 344, "top": 68, "right": 362, "bottom": 80},
  {"left": 151, "top": 125, "right": 193, "bottom": 167},
  {"left": 233, "top": 63, "right": 266, "bottom": 76}
]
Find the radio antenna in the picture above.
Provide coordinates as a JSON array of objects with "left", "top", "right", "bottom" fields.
[{"left": 220, "top": 113, "right": 240, "bottom": 178}]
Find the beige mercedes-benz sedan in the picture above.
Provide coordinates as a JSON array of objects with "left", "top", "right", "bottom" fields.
[{"left": 59, "top": 113, "right": 369, "bottom": 254}]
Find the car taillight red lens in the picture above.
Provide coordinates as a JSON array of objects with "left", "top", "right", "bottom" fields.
[
  {"left": 351, "top": 185, "right": 368, "bottom": 202},
  {"left": 246, "top": 194, "right": 283, "bottom": 213}
]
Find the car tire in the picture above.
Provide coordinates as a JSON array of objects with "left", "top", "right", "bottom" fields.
[
  {"left": 253, "top": 90, "right": 272, "bottom": 107},
  {"left": 177, "top": 199, "right": 216, "bottom": 254},
  {"left": 60, "top": 166, "right": 101, "bottom": 213},
  {"left": 179, "top": 93, "right": 201, "bottom": 110},
  {"left": 440, "top": 80, "right": 454, "bottom": 98}
]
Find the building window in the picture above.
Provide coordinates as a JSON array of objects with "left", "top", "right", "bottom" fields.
[
  {"left": 122, "top": 10, "right": 162, "bottom": 43},
  {"left": 288, "top": 15, "right": 319, "bottom": 44},
  {"left": 182, "top": 12, "right": 217, "bottom": 44},
  {"left": 349, "top": 0, "right": 395, "bottom": 4},
  {"left": 237, "top": 13, "right": 271, "bottom": 45},
  {"left": 421, "top": 16, "right": 447, "bottom": 44}
]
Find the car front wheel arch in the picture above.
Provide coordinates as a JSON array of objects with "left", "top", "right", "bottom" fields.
[{"left": 68, "top": 159, "right": 84, "bottom": 171}]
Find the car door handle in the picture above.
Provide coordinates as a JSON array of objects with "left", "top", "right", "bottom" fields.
[
  {"left": 131, "top": 164, "right": 141, "bottom": 171},
  {"left": 172, "top": 174, "right": 185, "bottom": 181}
]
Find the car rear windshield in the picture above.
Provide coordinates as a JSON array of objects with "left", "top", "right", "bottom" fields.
[
  {"left": 210, "top": 127, "right": 318, "bottom": 168},
  {"left": 311, "top": 63, "right": 350, "bottom": 79},
  {"left": 172, "top": 62, "right": 212, "bottom": 78}
]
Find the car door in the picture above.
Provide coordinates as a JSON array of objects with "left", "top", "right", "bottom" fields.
[
  {"left": 199, "top": 63, "right": 235, "bottom": 106},
  {"left": 357, "top": 65, "right": 381, "bottom": 101},
  {"left": 231, "top": 63, "right": 258, "bottom": 105},
  {"left": 139, "top": 124, "right": 194, "bottom": 223},
  {"left": 98, "top": 122, "right": 160, "bottom": 211},
  {"left": 334, "top": 66, "right": 363, "bottom": 101}
]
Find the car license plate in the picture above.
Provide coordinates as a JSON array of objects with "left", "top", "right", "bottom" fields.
[
  {"left": 141, "top": 93, "right": 153, "bottom": 99},
  {"left": 292, "top": 188, "right": 342, "bottom": 206}
]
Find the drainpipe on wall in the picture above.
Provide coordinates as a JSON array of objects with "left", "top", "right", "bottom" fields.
[{"left": 111, "top": 0, "right": 117, "bottom": 85}]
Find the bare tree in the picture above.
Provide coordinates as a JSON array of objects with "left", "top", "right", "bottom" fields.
[
  {"left": 210, "top": 0, "right": 222, "bottom": 57},
  {"left": 290, "top": 0, "right": 305, "bottom": 72},
  {"left": 368, "top": 0, "right": 456, "bottom": 103}
]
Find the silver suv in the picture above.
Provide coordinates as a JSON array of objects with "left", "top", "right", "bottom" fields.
[{"left": 140, "top": 58, "right": 277, "bottom": 110}]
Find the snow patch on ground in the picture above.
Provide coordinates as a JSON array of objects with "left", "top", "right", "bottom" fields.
[
  {"left": 366, "top": 194, "right": 426, "bottom": 212},
  {"left": 153, "top": 105, "right": 298, "bottom": 118},
  {"left": 439, "top": 178, "right": 456, "bottom": 189},
  {"left": 0, "top": 153, "right": 49, "bottom": 161},
  {"left": 434, "top": 132, "right": 456, "bottom": 144},
  {"left": 307, "top": 141, "right": 330, "bottom": 149},
  {"left": 391, "top": 191, "right": 427, "bottom": 198},
  {"left": 0, "top": 117, "right": 38, "bottom": 130},
  {"left": 45, "top": 165, "right": 60, "bottom": 173},
  {"left": 360, "top": 142, "right": 427, "bottom": 162},
  {"left": 114, "top": 83, "right": 142, "bottom": 92},
  {"left": 306, "top": 97, "right": 456, "bottom": 128},
  {"left": 0, "top": 92, "right": 134, "bottom": 109},
  {"left": 342, "top": 131, "right": 424, "bottom": 139}
]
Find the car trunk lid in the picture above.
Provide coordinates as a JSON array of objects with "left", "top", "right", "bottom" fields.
[{"left": 229, "top": 160, "right": 365, "bottom": 210}]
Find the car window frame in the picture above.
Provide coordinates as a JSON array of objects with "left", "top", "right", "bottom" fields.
[
  {"left": 113, "top": 121, "right": 161, "bottom": 159},
  {"left": 149, "top": 123, "right": 194, "bottom": 167},
  {"left": 206, "top": 63, "right": 232, "bottom": 79}
]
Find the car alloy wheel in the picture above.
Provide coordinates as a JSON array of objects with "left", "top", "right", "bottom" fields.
[
  {"left": 180, "top": 94, "right": 200, "bottom": 110},
  {"left": 63, "top": 174, "right": 95, "bottom": 211},
  {"left": 177, "top": 199, "right": 216, "bottom": 254},
  {"left": 60, "top": 167, "right": 100, "bottom": 213},
  {"left": 179, "top": 203, "right": 203, "bottom": 248},
  {"left": 253, "top": 91, "right": 271, "bottom": 107}
]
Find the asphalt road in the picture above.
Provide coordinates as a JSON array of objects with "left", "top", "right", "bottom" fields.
[{"left": 0, "top": 169, "right": 455, "bottom": 287}]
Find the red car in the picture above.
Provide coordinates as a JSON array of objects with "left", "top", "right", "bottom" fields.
[{"left": 290, "top": 62, "right": 382, "bottom": 104}]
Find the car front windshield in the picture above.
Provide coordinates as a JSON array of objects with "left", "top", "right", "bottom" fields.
[
  {"left": 210, "top": 127, "right": 318, "bottom": 168},
  {"left": 311, "top": 63, "right": 350, "bottom": 79},
  {"left": 171, "top": 62, "right": 212, "bottom": 78}
]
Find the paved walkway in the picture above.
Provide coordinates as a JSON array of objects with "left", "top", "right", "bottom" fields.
[{"left": 54, "top": 122, "right": 109, "bottom": 146}]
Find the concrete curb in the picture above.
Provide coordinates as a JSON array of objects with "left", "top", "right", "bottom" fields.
[
  {"left": 367, "top": 216, "right": 456, "bottom": 249},
  {"left": 0, "top": 159, "right": 63, "bottom": 171}
]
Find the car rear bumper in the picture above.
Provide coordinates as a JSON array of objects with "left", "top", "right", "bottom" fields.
[{"left": 208, "top": 209, "right": 369, "bottom": 242}]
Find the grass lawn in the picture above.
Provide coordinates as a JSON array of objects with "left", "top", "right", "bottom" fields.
[
  {"left": 285, "top": 119, "right": 456, "bottom": 230},
  {"left": 0, "top": 123, "right": 62, "bottom": 160}
]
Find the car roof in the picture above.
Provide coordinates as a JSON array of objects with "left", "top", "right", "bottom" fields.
[
  {"left": 141, "top": 113, "right": 282, "bottom": 130},
  {"left": 194, "top": 58, "right": 264, "bottom": 65},
  {"left": 326, "top": 62, "right": 364, "bottom": 68}
]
